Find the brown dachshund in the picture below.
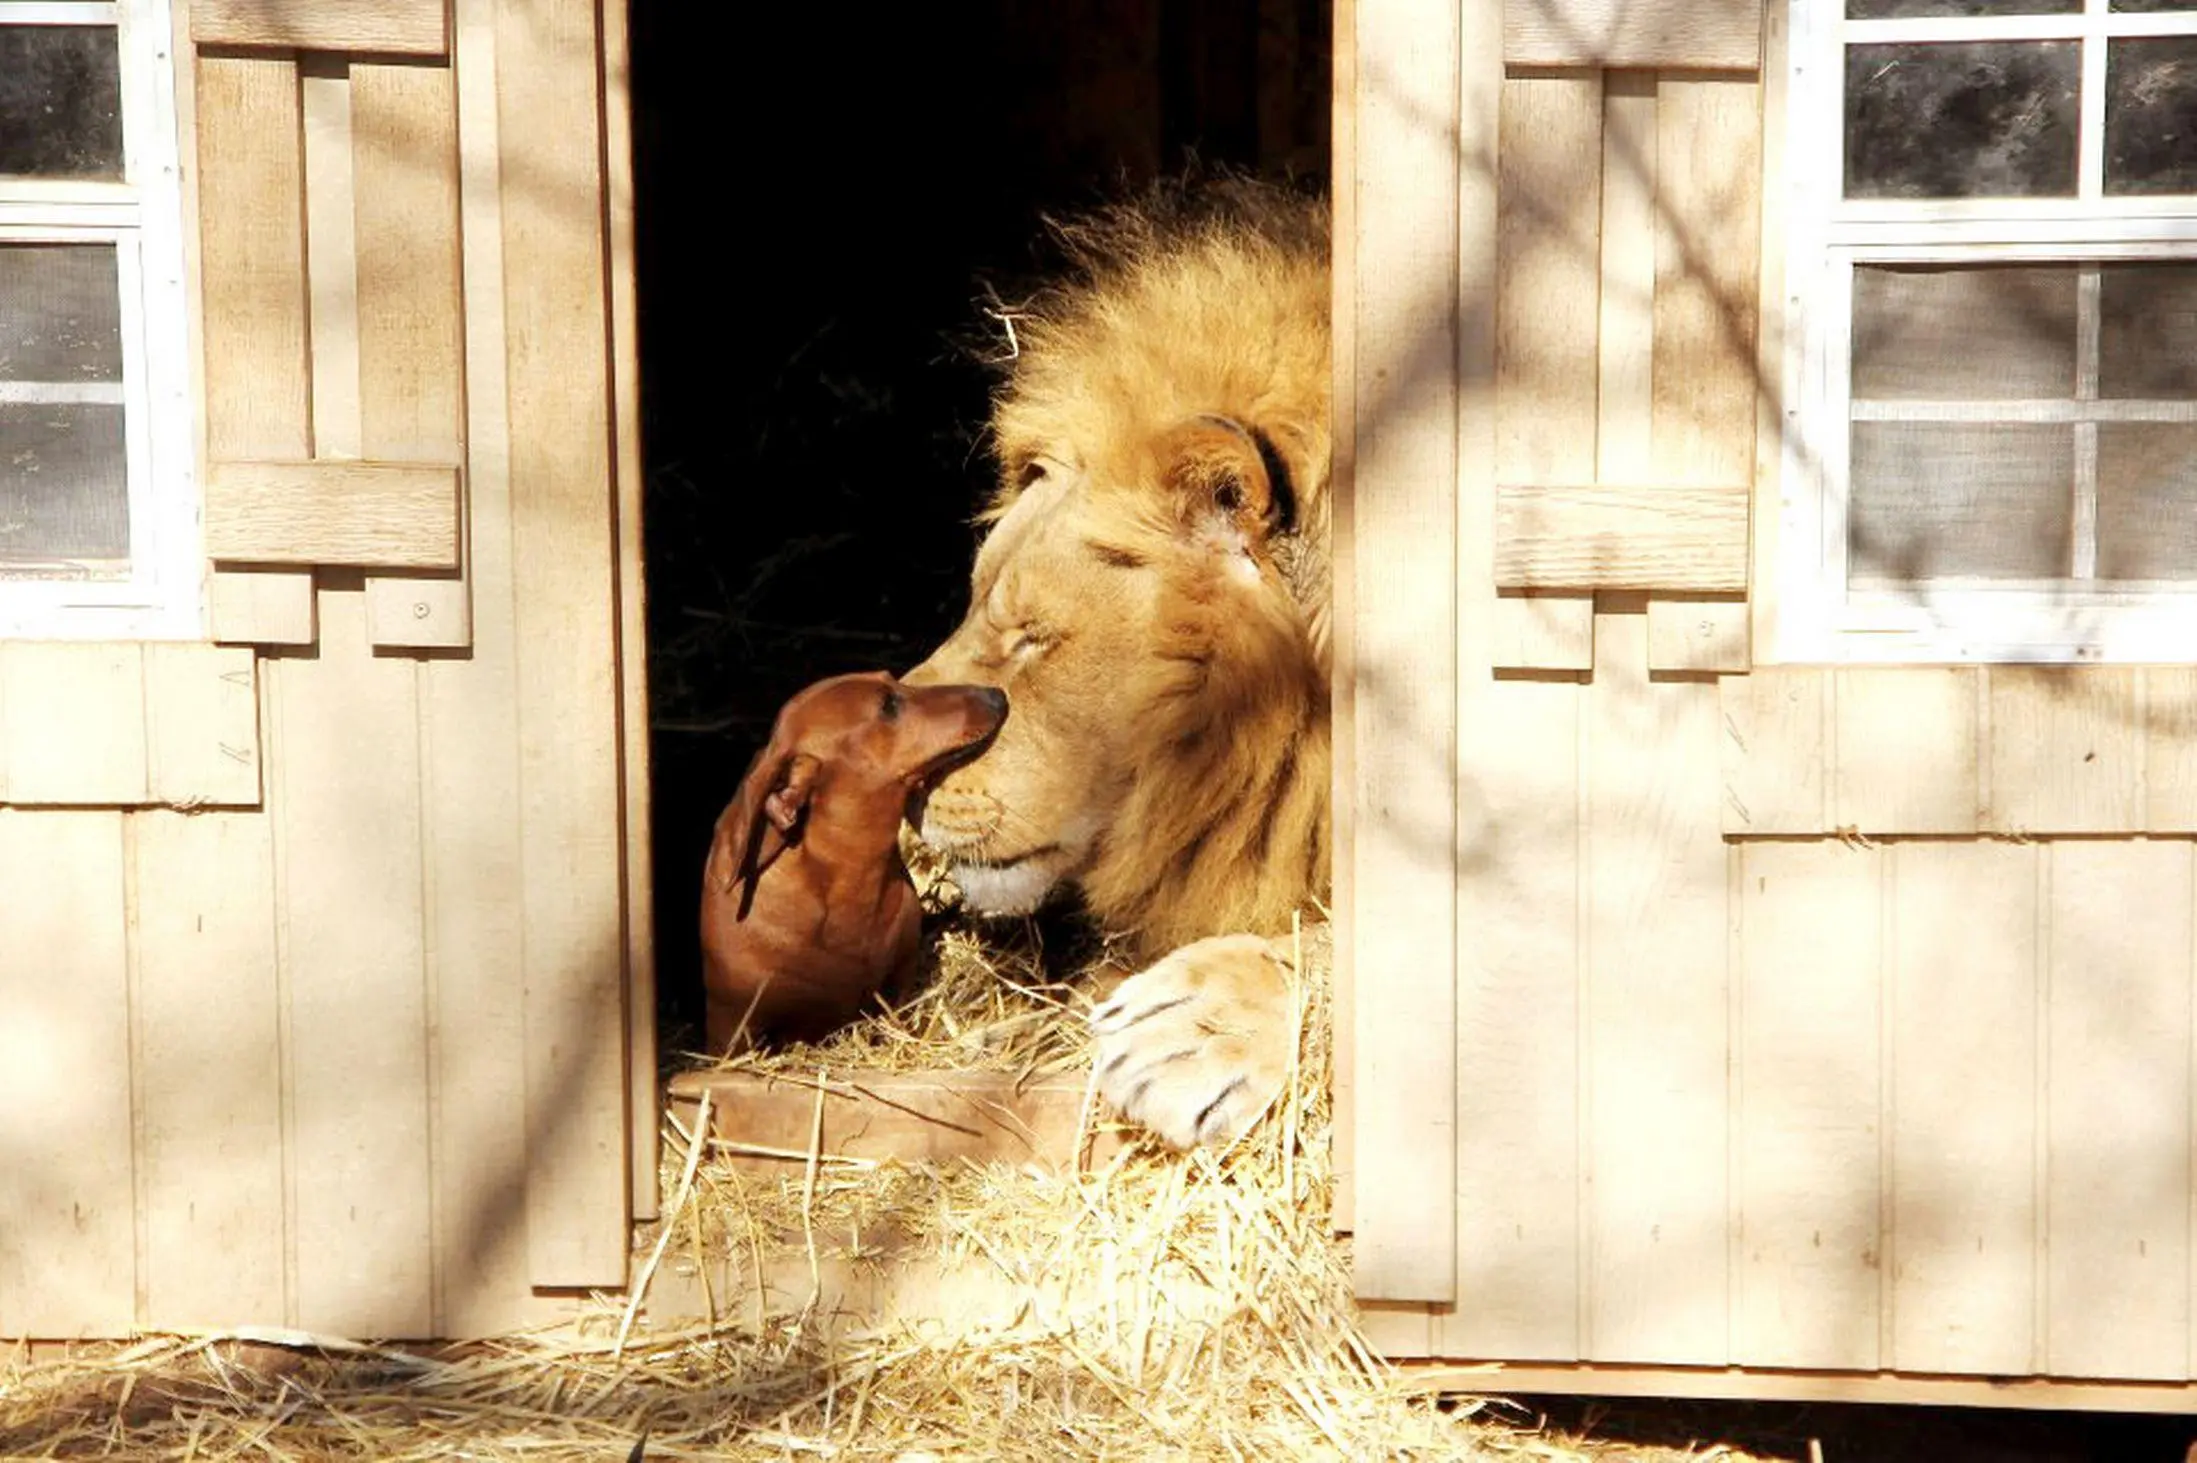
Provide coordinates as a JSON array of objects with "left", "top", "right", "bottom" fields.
[{"left": 700, "top": 672, "right": 1008, "bottom": 1053}]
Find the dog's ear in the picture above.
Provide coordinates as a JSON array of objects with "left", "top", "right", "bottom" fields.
[
  {"left": 707, "top": 751, "right": 821, "bottom": 911},
  {"left": 762, "top": 752, "right": 819, "bottom": 834},
  {"left": 1158, "top": 415, "right": 1287, "bottom": 549}
]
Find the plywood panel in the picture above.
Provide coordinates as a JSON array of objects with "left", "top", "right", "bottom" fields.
[
  {"left": 1349, "top": 0, "right": 1463, "bottom": 1305},
  {"left": 1445, "top": 677, "right": 1582, "bottom": 1361},
  {"left": 195, "top": 52, "right": 314, "bottom": 637},
  {"left": 1494, "top": 482, "right": 1751, "bottom": 592},
  {"left": 1835, "top": 668, "right": 1979, "bottom": 835},
  {"left": 1493, "top": 593, "right": 1594, "bottom": 672},
  {"left": 132, "top": 811, "right": 285, "bottom": 1329},
  {"left": 1652, "top": 76, "right": 1761, "bottom": 491},
  {"left": 1734, "top": 841, "right": 1882, "bottom": 1370},
  {"left": 1647, "top": 599, "right": 1749, "bottom": 673},
  {"left": 1888, "top": 840, "right": 2038, "bottom": 1376},
  {"left": 1585, "top": 611, "right": 1729, "bottom": 1363},
  {"left": 499, "top": 0, "right": 632, "bottom": 1289},
  {"left": 1329, "top": 0, "right": 1359, "bottom": 1235},
  {"left": 2148, "top": 668, "right": 2197, "bottom": 833},
  {"left": 417, "top": 0, "right": 553, "bottom": 1338},
  {"left": 272, "top": 585, "right": 434, "bottom": 1336},
  {"left": 191, "top": 0, "right": 449, "bottom": 55},
  {"left": 0, "top": 811, "right": 133, "bottom": 1335},
  {"left": 1506, "top": 0, "right": 1763, "bottom": 70},
  {"left": 0, "top": 642, "right": 147, "bottom": 805},
  {"left": 2045, "top": 841, "right": 2193, "bottom": 1381},
  {"left": 1987, "top": 668, "right": 2145, "bottom": 835},
  {"left": 144, "top": 645, "right": 261, "bottom": 808},
  {"left": 1720, "top": 669, "right": 1828, "bottom": 835},
  {"left": 1497, "top": 71, "right": 1601, "bottom": 485}
]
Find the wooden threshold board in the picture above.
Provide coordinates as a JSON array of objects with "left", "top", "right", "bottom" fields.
[{"left": 665, "top": 1068, "right": 1126, "bottom": 1172}]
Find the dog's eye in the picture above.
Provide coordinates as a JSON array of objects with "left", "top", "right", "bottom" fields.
[{"left": 880, "top": 688, "right": 902, "bottom": 721}]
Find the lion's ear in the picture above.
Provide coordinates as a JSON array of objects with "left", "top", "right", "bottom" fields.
[{"left": 1159, "top": 416, "right": 1278, "bottom": 545}]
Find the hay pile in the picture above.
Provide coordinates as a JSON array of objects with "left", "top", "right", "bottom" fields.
[{"left": 0, "top": 878, "right": 1764, "bottom": 1461}]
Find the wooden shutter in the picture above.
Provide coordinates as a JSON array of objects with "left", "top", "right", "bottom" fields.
[
  {"left": 1504, "top": 0, "right": 1763, "bottom": 70},
  {"left": 189, "top": 5, "right": 469, "bottom": 650}
]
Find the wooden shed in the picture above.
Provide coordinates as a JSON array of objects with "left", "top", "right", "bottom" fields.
[
  {"left": 1336, "top": 0, "right": 2197, "bottom": 1410},
  {"left": 0, "top": 0, "right": 651, "bottom": 1338}
]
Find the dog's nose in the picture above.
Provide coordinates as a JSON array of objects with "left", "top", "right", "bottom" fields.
[{"left": 977, "top": 686, "right": 1009, "bottom": 721}]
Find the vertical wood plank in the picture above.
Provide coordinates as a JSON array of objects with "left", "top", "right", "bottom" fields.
[
  {"left": 1652, "top": 76, "right": 1762, "bottom": 489},
  {"left": 196, "top": 53, "right": 316, "bottom": 638},
  {"left": 1835, "top": 668, "right": 1979, "bottom": 835},
  {"left": 1752, "top": 0, "right": 1793, "bottom": 657},
  {"left": 1735, "top": 840, "right": 1881, "bottom": 1370},
  {"left": 354, "top": 59, "right": 473, "bottom": 651},
  {"left": 1720, "top": 668, "right": 1829, "bottom": 835},
  {"left": 1888, "top": 840, "right": 2038, "bottom": 1376},
  {"left": 1349, "top": 0, "right": 1462, "bottom": 1305},
  {"left": 274, "top": 584, "right": 434, "bottom": 1335},
  {"left": 498, "top": 0, "right": 632, "bottom": 1288},
  {"left": 418, "top": 0, "right": 565, "bottom": 1336},
  {"left": 1497, "top": 71, "right": 1601, "bottom": 485},
  {"left": 1598, "top": 72, "right": 1656, "bottom": 484},
  {"left": 0, "top": 643, "right": 147, "bottom": 805},
  {"left": 2045, "top": 840, "right": 2192, "bottom": 1380},
  {"left": 144, "top": 645, "right": 261, "bottom": 808},
  {"left": 1493, "top": 594, "right": 1596, "bottom": 672},
  {"left": 599, "top": 0, "right": 659, "bottom": 1227},
  {"left": 1444, "top": 677, "right": 1582, "bottom": 1361},
  {"left": 133, "top": 811, "right": 286, "bottom": 1329},
  {"left": 2147, "top": 668, "right": 2197, "bottom": 833},
  {"left": 1987, "top": 668, "right": 2145, "bottom": 835},
  {"left": 1585, "top": 611, "right": 1729, "bottom": 1363},
  {"left": 1328, "top": 0, "right": 1358, "bottom": 1236},
  {"left": 0, "top": 811, "right": 133, "bottom": 1335}
]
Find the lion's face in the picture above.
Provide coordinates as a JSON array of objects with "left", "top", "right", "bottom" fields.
[{"left": 906, "top": 419, "right": 1309, "bottom": 921}]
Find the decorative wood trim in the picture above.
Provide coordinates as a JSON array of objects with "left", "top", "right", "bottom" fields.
[
  {"left": 190, "top": 0, "right": 450, "bottom": 57},
  {"left": 203, "top": 460, "right": 462, "bottom": 568},
  {"left": 1504, "top": 0, "right": 1763, "bottom": 70},
  {"left": 1495, "top": 483, "right": 1751, "bottom": 592},
  {"left": 1646, "top": 599, "right": 1750, "bottom": 673}
]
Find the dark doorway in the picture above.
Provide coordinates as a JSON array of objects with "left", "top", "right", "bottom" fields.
[{"left": 628, "top": 0, "right": 1333, "bottom": 1049}]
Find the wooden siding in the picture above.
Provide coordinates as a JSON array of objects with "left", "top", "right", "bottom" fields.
[
  {"left": 0, "top": 0, "right": 641, "bottom": 1340},
  {"left": 1351, "top": 0, "right": 2197, "bottom": 1399}
]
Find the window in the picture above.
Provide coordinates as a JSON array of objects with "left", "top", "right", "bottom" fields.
[
  {"left": 0, "top": 0, "right": 194, "bottom": 639},
  {"left": 1778, "top": 0, "right": 2197, "bottom": 662}
]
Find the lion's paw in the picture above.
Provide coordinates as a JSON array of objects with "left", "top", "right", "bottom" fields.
[{"left": 1088, "top": 932, "right": 1295, "bottom": 1149}]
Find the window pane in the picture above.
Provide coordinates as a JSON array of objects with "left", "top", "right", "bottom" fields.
[
  {"left": 2096, "top": 425, "right": 2197, "bottom": 580},
  {"left": 0, "top": 404, "right": 128, "bottom": 566},
  {"left": 1854, "top": 264, "right": 2076, "bottom": 399},
  {"left": 1846, "top": 42, "right": 2080, "bottom": 198},
  {"left": 1849, "top": 423, "right": 2072, "bottom": 581},
  {"left": 1849, "top": 0, "right": 2077, "bottom": 14},
  {"left": 0, "top": 244, "right": 122, "bottom": 383},
  {"left": 2105, "top": 38, "right": 2197, "bottom": 196},
  {"left": 0, "top": 27, "right": 123, "bottom": 180},
  {"left": 2099, "top": 264, "right": 2197, "bottom": 398}
]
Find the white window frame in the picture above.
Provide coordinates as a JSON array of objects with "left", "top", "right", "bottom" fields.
[
  {"left": 0, "top": 0, "right": 197, "bottom": 641},
  {"left": 1777, "top": 0, "right": 2197, "bottom": 664}
]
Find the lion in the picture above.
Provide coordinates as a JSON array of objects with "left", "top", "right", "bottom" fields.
[{"left": 906, "top": 182, "right": 1333, "bottom": 1149}]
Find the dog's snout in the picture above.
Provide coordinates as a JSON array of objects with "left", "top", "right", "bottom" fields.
[{"left": 975, "top": 686, "right": 1009, "bottom": 722}]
